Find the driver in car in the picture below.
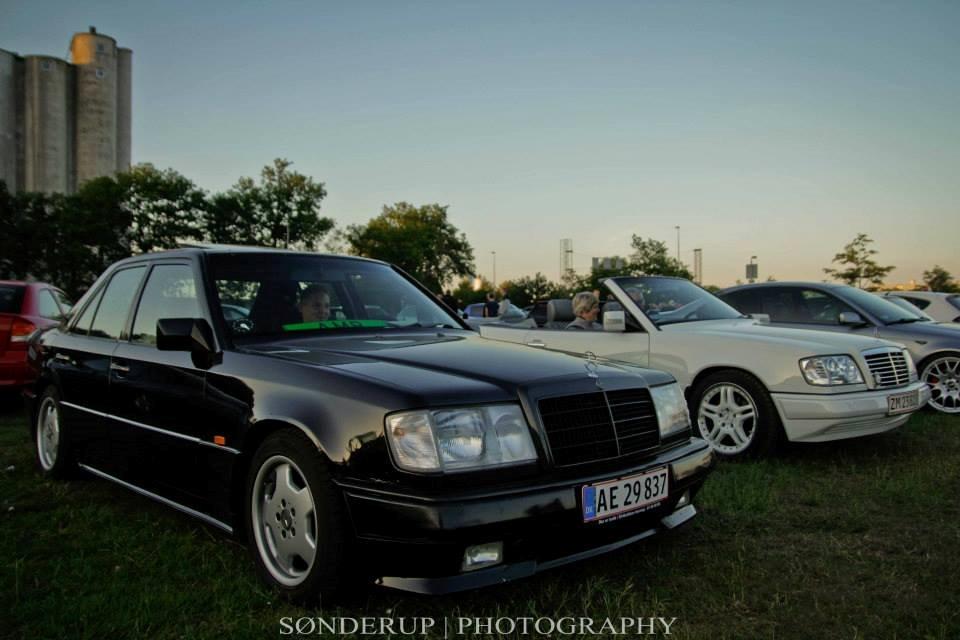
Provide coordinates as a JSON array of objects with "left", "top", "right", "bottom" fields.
[{"left": 298, "top": 285, "right": 332, "bottom": 322}]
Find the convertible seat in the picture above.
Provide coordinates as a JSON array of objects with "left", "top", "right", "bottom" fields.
[{"left": 546, "top": 299, "right": 574, "bottom": 330}]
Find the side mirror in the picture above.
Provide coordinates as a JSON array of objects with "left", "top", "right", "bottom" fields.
[
  {"left": 750, "top": 313, "right": 771, "bottom": 325},
  {"left": 838, "top": 311, "right": 866, "bottom": 326},
  {"left": 157, "top": 318, "right": 219, "bottom": 369},
  {"left": 603, "top": 310, "right": 626, "bottom": 332}
]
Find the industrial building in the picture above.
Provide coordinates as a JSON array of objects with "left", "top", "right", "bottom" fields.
[{"left": 0, "top": 27, "right": 131, "bottom": 194}]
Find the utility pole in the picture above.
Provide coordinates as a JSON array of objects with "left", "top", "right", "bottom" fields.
[
  {"left": 491, "top": 251, "right": 497, "bottom": 287},
  {"left": 675, "top": 226, "right": 680, "bottom": 262}
]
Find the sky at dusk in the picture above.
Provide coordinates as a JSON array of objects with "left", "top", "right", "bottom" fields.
[{"left": 3, "top": 0, "right": 959, "bottom": 287}]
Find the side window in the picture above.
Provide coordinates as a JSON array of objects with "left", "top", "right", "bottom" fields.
[
  {"left": 754, "top": 288, "right": 797, "bottom": 322},
  {"left": 53, "top": 289, "right": 73, "bottom": 315},
  {"left": 132, "top": 265, "right": 202, "bottom": 345},
  {"left": 89, "top": 267, "right": 146, "bottom": 340},
  {"left": 722, "top": 290, "right": 762, "bottom": 315},
  {"left": 70, "top": 288, "right": 105, "bottom": 336},
  {"left": 901, "top": 296, "right": 930, "bottom": 310},
  {"left": 798, "top": 289, "right": 854, "bottom": 325},
  {"left": 37, "top": 290, "right": 63, "bottom": 320}
]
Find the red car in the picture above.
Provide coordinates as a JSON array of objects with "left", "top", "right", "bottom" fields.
[{"left": 0, "top": 281, "right": 72, "bottom": 388}]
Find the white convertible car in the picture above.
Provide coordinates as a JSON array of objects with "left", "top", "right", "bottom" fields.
[{"left": 480, "top": 276, "right": 930, "bottom": 458}]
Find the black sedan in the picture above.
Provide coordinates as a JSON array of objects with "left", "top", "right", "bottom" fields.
[{"left": 26, "top": 246, "right": 713, "bottom": 600}]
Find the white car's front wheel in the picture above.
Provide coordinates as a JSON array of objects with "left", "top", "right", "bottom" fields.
[{"left": 691, "top": 370, "right": 781, "bottom": 458}]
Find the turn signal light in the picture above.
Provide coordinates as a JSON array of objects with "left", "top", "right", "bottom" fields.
[{"left": 213, "top": 435, "right": 226, "bottom": 446}]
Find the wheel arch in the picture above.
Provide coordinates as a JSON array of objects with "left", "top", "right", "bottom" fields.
[{"left": 229, "top": 418, "right": 328, "bottom": 538}]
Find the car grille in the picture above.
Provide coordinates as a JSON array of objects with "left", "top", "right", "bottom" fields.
[
  {"left": 537, "top": 389, "right": 660, "bottom": 466},
  {"left": 863, "top": 349, "right": 911, "bottom": 388}
]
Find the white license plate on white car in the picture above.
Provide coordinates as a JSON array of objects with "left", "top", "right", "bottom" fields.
[
  {"left": 888, "top": 389, "right": 920, "bottom": 415},
  {"left": 581, "top": 467, "right": 669, "bottom": 523}
]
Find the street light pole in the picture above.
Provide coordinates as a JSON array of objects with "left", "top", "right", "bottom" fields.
[
  {"left": 675, "top": 226, "right": 680, "bottom": 262},
  {"left": 491, "top": 251, "right": 497, "bottom": 287}
]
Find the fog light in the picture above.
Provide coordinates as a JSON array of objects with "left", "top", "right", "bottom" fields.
[
  {"left": 676, "top": 490, "right": 691, "bottom": 508},
  {"left": 461, "top": 542, "right": 503, "bottom": 572}
]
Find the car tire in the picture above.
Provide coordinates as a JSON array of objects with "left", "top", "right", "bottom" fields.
[
  {"left": 245, "top": 429, "right": 353, "bottom": 602},
  {"left": 918, "top": 352, "right": 960, "bottom": 414},
  {"left": 33, "top": 386, "right": 75, "bottom": 478},
  {"left": 690, "top": 370, "right": 781, "bottom": 458}
]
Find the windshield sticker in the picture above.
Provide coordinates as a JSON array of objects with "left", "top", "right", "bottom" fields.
[{"left": 283, "top": 319, "right": 389, "bottom": 331}]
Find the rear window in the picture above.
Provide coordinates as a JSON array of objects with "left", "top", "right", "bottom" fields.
[{"left": 0, "top": 285, "right": 25, "bottom": 313}]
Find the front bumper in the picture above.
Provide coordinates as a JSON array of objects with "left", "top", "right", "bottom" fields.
[
  {"left": 338, "top": 438, "right": 713, "bottom": 594},
  {"left": 772, "top": 381, "right": 930, "bottom": 443}
]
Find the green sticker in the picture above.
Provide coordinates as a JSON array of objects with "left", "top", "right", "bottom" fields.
[{"left": 282, "top": 319, "right": 389, "bottom": 331}]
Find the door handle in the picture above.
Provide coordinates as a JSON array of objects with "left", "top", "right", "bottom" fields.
[
  {"left": 110, "top": 362, "right": 131, "bottom": 374},
  {"left": 54, "top": 353, "right": 72, "bottom": 363},
  {"left": 526, "top": 340, "right": 546, "bottom": 348}
]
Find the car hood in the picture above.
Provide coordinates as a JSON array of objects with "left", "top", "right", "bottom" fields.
[
  {"left": 242, "top": 330, "right": 673, "bottom": 395},
  {"left": 659, "top": 318, "right": 895, "bottom": 353},
  {"left": 880, "top": 320, "right": 960, "bottom": 342}
]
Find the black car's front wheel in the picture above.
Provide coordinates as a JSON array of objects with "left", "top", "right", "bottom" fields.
[
  {"left": 33, "top": 386, "right": 74, "bottom": 478},
  {"left": 245, "top": 429, "right": 351, "bottom": 602}
]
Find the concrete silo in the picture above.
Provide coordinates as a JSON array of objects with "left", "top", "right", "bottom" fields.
[
  {"left": 0, "top": 49, "right": 23, "bottom": 192},
  {"left": 70, "top": 28, "right": 117, "bottom": 187},
  {"left": 115, "top": 47, "right": 132, "bottom": 173},
  {"left": 24, "top": 55, "right": 72, "bottom": 193}
]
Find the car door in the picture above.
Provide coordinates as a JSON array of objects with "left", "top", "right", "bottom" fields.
[
  {"left": 109, "top": 260, "right": 220, "bottom": 515},
  {"left": 51, "top": 266, "right": 146, "bottom": 475}
]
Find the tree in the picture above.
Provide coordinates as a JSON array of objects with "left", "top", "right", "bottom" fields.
[
  {"left": 823, "top": 233, "right": 894, "bottom": 289},
  {"left": 119, "top": 164, "right": 207, "bottom": 253},
  {"left": 220, "top": 158, "right": 332, "bottom": 249},
  {"left": 629, "top": 236, "right": 694, "bottom": 279},
  {"left": 502, "top": 272, "right": 560, "bottom": 308},
  {"left": 452, "top": 276, "right": 493, "bottom": 308},
  {"left": 922, "top": 265, "right": 959, "bottom": 293},
  {"left": 345, "top": 202, "right": 475, "bottom": 292}
]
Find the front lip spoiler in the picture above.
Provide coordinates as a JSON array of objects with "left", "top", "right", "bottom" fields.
[{"left": 374, "top": 504, "right": 697, "bottom": 595}]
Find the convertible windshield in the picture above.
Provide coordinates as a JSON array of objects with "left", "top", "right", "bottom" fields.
[
  {"left": 611, "top": 277, "right": 743, "bottom": 326},
  {"left": 207, "top": 253, "right": 460, "bottom": 338}
]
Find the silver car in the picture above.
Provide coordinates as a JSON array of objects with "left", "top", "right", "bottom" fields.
[{"left": 719, "top": 282, "right": 960, "bottom": 414}]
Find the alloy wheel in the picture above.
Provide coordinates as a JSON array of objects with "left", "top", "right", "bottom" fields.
[
  {"left": 36, "top": 397, "right": 60, "bottom": 471},
  {"left": 922, "top": 356, "right": 960, "bottom": 414},
  {"left": 251, "top": 455, "right": 319, "bottom": 587},
  {"left": 697, "top": 383, "right": 758, "bottom": 455}
]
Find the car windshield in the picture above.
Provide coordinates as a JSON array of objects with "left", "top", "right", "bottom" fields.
[
  {"left": 837, "top": 286, "right": 923, "bottom": 325},
  {"left": 883, "top": 295, "right": 934, "bottom": 321},
  {"left": 207, "top": 253, "right": 461, "bottom": 338},
  {"left": 949, "top": 295, "right": 960, "bottom": 312},
  {"left": 611, "top": 276, "right": 743, "bottom": 326}
]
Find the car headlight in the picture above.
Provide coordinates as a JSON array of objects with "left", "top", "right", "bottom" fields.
[
  {"left": 385, "top": 404, "right": 538, "bottom": 473},
  {"left": 904, "top": 350, "right": 918, "bottom": 382},
  {"left": 799, "top": 355, "right": 864, "bottom": 386},
  {"left": 650, "top": 383, "right": 691, "bottom": 438}
]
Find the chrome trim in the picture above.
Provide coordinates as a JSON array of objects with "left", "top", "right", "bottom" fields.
[
  {"left": 60, "top": 401, "right": 241, "bottom": 455},
  {"left": 110, "top": 362, "right": 130, "bottom": 373},
  {"left": 78, "top": 463, "right": 233, "bottom": 534},
  {"left": 671, "top": 441, "right": 714, "bottom": 481}
]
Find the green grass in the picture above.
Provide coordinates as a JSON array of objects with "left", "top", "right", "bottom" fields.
[{"left": 2, "top": 399, "right": 958, "bottom": 639}]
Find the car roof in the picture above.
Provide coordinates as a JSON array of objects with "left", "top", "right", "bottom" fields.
[
  {"left": 889, "top": 291, "right": 949, "bottom": 298},
  {"left": 106, "top": 244, "right": 388, "bottom": 268},
  {"left": 719, "top": 281, "right": 846, "bottom": 293},
  {"left": 0, "top": 280, "right": 56, "bottom": 289}
]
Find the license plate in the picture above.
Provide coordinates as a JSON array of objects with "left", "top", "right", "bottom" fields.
[
  {"left": 581, "top": 467, "right": 669, "bottom": 524},
  {"left": 888, "top": 389, "right": 920, "bottom": 415}
]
